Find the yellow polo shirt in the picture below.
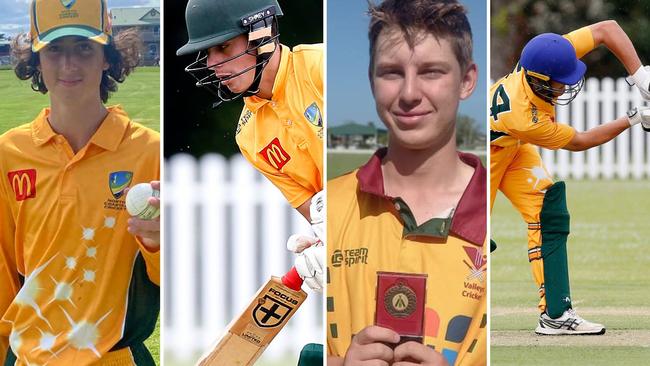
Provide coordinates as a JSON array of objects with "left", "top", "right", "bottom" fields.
[
  {"left": 0, "top": 106, "right": 160, "bottom": 365},
  {"left": 236, "top": 44, "right": 324, "bottom": 208},
  {"left": 490, "top": 27, "right": 595, "bottom": 149},
  {"left": 327, "top": 149, "right": 487, "bottom": 366}
]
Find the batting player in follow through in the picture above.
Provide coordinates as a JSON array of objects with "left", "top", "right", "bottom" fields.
[
  {"left": 0, "top": 0, "right": 160, "bottom": 365},
  {"left": 328, "top": 1, "right": 486, "bottom": 365},
  {"left": 177, "top": 0, "right": 324, "bottom": 358},
  {"left": 490, "top": 20, "right": 650, "bottom": 335}
]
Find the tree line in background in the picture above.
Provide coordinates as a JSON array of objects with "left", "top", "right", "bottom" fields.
[{"left": 491, "top": 0, "right": 650, "bottom": 80}]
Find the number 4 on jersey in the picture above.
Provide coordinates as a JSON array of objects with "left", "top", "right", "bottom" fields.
[{"left": 490, "top": 84, "right": 511, "bottom": 121}]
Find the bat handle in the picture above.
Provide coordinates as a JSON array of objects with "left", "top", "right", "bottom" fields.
[{"left": 281, "top": 266, "right": 303, "bottom": 291}]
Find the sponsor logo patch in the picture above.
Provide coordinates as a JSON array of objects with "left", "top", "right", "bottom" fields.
[
  {"left": 259, "top": 137, "right": 291, "bottom": 170},
  {"left": 8, "top": 169, "right": 37, "bottom": 201},
  {"left": 331, "top": 248, "right": 368, "bottom": 268}
]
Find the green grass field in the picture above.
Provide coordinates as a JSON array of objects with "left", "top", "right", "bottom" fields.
[
  {"left": 0, "top": 67, "right": 161, "bottom": 364},
  {"left": 0, "top": 67, "right": 160, "bottom": 134},
  {"left": 492, "top": 180, "right": 650, "bottom": 365}
]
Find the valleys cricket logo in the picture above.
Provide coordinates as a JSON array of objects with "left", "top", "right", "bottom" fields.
[
  {"left": 259, "top": 138, "right": 291, "bottom": 170},
  {"left": 463, "top": 246, "right": 486, "bottom": 282},
  {"left": 8, "top": 169, "right": 37, "bottom": 201},
  {"left": 331, "top": 248, "right": 369, "bottom": 268},
  {"left": 253, "top": 294, "right": 294, "bottom": 328},
  {"left": 104, "top": 171, "right": 133, "bottom": 211}
]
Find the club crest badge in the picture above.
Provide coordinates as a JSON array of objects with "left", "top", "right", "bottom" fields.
[
  {"left": 60, "top": 0, "right": 76, "bottom": 9},
  {"left": 108, "top": 171, "right": 133, "bottom": 199},
  {"left": 383, "top": 282, "right": 417, "bottom": 318},
  {"left": 253, "top": 295, "right": 293, "bottom": 328},
  {"left": 304, "top": 102, "right": 322, "bottom": 127}
]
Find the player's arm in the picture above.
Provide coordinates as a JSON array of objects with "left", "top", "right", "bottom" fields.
[
  {"left": 563, "top": 117, "right": 630, "bottom": 151},
  {"left": 588, "top": 20, "right": 642, "bottom": 74},
  {"left": 564, "top": 107, "right": 650, "bottom": 151}
]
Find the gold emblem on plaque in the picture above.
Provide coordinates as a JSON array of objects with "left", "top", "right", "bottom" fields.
[{"left": 384, "top": 282, "right": 416, "bottom": 318}]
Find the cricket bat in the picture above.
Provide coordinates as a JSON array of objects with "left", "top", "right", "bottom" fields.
[{"left": 198, "top": 267, "right": 307, "bottom": 365}]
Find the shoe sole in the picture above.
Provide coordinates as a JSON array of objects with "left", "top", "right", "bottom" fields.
[{"left": 535, "top": 327, "right": 606, "bottom": 336}]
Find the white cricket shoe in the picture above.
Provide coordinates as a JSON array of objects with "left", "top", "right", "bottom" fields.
[{"left": 535, "top": 308, "right": 606, "bottom": 335}]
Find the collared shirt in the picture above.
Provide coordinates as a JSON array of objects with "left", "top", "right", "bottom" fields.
[
  {"left": 236, "top": 44, "right": 324, "bottom": 208},
  {"left": 327, "top": 149, "right": 487, "bottom": 366},
  {"left": 0, "top": 106, "right": 160, "bottom": 365},
  {"left": 490, "top": 27, "right": 595, "bottom": 150}
]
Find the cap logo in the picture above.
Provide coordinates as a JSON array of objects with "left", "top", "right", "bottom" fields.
[{"left": 60, "top": 0, "right": 76, "bottom": 9}]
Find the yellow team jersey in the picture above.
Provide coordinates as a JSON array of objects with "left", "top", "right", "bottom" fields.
[
  {"left": 490, "top": 27, "right": 595, "bottom": 149},
  {"left": 236, "top": 44, "right": 324, "bottom": 208},
  {"left": 327, "top": 149, "right": 487, "bottom": 366},
  {"left": 0, "top": 106, "right": 160, "bottom": 365}
]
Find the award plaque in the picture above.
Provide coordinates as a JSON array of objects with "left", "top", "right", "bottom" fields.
[{"left": 374, "top": 271, "right": 427, "bottom": 346}]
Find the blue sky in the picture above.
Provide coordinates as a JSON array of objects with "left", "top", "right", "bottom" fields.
[
  {"left": 327, "top": 0, "right": 487, "bottom": 129},
  {"left": 0, "top": 0, "right": 159, "bottom": 36}
]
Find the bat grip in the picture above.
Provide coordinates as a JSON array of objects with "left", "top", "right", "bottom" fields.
[{"left": 281, "top": 266, "right": 303, "bottom": 291}]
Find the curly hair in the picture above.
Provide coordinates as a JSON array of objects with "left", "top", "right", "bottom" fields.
[
  {"left": 11, "top": 28, "right": 143, "bottom": 103},
  {"left": 368, "top": 0, "right": 473, "bottom": 72}
]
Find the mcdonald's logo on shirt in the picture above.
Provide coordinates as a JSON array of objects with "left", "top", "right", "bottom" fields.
[
  {"left": 8, "top": 169, "right": 37, "bottom": 201},
  {"left": 259, "top": 137, "right": 291, "bottom": 170}
]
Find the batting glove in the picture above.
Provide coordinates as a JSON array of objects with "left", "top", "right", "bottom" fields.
[
  {"left": 627, "top": 65, "right": 650, "bottom": 101},
  {"left": 309, "top": 190, "right": 325, "bottom": 243},
  {"left": 287, "top": 234, "right": 324, "bottom": 292},
  {"left": 627, "top": 106, "right": 650, "bottom": 131}
]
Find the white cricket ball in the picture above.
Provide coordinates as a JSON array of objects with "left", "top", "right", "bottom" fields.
[{"left": 126, "top": 183, "right": 160, "bottom": 220}]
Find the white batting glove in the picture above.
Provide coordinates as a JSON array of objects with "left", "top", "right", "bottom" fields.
[
  {"left": 309, "top": 190, "right": 325, "bottom": 242},
  {"left": 627, "top": 65, "right": 650, "bottom": 101},
  {"left": 287, "top": 234, "right": 324, "bottom": 293},
  {"left": 627, "top": 106, "right": 650, "bottom": 131}
]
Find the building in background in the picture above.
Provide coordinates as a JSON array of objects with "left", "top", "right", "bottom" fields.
[
  {"left": 111, "top": 7, "right": 160, "bottom": 65},
  {"left": 0, "top": 35, "right": 10, "bottom": 65}
]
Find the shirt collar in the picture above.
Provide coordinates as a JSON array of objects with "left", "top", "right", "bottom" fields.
[
  {"left": 356, "top": 147, "right": 486, "bottom": 246},
  {"left": 243, "top": 44, "right": 289, "bottom": 113},
  {"left": 31, "top": 105, "right": 130, "bottom": 152}
]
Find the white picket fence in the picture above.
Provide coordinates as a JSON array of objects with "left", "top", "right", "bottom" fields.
[
  {"left": 532, "top": 77, "right": 650, "bottom": 179},
  {"left": 164, "top": 153, "right": 323, "bottom": 364}
]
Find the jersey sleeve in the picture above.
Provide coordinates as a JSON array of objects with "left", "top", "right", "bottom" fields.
[
  {"left": 564, "top": 26, "right": 595, "bottom": 60},
  {"left": 240, "top": 147, "right": 314, "bottom": 208},
  {"left": 509, "top": 113, "right": 576, "bottom": 150}
]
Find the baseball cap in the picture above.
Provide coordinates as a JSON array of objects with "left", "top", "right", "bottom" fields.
[{"left": 30, "top": 0, "right": 112, "bottom": 52}]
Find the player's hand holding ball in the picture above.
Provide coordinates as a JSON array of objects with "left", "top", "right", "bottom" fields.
[
  {"left": 628, "top": 65, "right": 650, "bottom": 101},
  {"left": 627, "top": 106, "right": 650, "bottom": 131},
  {"left": 126, "top": 181, "right": 161, "bottom": 250}
]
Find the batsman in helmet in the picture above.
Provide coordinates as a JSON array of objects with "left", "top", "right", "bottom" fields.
[{"left": 490, "top": 20, "right": 650, "bottom": 335}]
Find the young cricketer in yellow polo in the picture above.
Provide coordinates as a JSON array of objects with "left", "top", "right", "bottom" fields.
[{"left": 327, "top": 1, "right": 486, "bottom": 365}]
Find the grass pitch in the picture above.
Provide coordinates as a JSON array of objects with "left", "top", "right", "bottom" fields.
[
  {"left": 0, "top": 67, "right": 160, "bottom": 134},
  {"left": 491, "top": 179, "right": 650, "bottom": 365}
]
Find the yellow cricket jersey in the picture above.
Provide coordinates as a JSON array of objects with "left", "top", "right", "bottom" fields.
[
  {"left": 490, "top": 27, "right": 595, "bottom": 149},
  {"left": 0, "top": 106, "right": 160, "bottom": 365},
  {"left": 327, "top": 149, "right": 487, "bottom": 366},
  {"left": 236, "top": 44, "right": 323, "bottom": 208}
]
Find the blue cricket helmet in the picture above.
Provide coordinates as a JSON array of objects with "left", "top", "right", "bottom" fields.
[{"left": 520, "top": 33, "right": 586, "bottom": 85}]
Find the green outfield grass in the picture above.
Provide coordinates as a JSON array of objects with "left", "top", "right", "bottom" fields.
[
  {"left": 0, "top": 67, "right": 160, "bottom": 134},
  {"left": 492, "top": 180, "right": 650, "bottom": 365}
]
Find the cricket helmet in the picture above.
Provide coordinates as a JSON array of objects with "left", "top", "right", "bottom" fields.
[
  {"left": 520, "top": 33, "right": 586, "bottom": 105},
  {"left": 177, "top": 0, "right": 283, "bottom": 107}
]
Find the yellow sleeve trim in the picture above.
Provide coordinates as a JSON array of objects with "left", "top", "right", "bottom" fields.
[{"left": 563, "top": 27, "right": 595, "bottom": 59}]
